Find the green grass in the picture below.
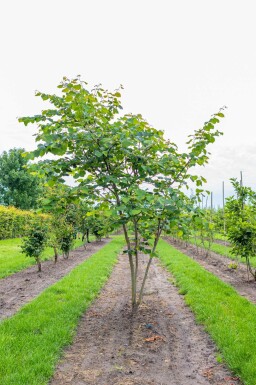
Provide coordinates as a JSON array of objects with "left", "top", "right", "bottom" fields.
[
  {"left": 190, "top": 237, "right": 231, "bottom": 256},
  {"left": 0, "top": 237, "right": 84, "bottom": 279},
  {"left": 214, "top": 232, "right": 228, "bottom": 241},
  {"left": 0, "top": 235, "right": 124, "bottom": 385},
  {"left": 190, "top": 237, "right": 256, "bottom": 269},
  {"left": 157, "top": 239, "right": 256, "bottom": 385}
]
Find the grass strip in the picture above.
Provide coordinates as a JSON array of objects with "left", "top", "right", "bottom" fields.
[
  {"left": 206, "top": 241, "right": 231, "bottom": 256},
  {"left": 213, "top": 232, "right": 228, "bottom": 241},
  {"left": 157, "top": 238, "right": 256, "bottom": 385},
  {"left": 190, "top": 238, "right": 256, "bottom": 269},
  {"left": 0, "top": 237, "right": 84, "bottom": 279},
  {"left": 189, "top": 237, "right": 231, "bottom": 257},
  {"left": 0, "top": 236, "right": 124, "bottom": 385}
]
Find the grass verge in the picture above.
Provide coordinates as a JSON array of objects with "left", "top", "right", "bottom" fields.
[
  {"left": 0, "top": 237, "right": 84, "bottom": 279},
  {"left": 157, "top": 238, "right": 256, "bottom": 385},
  {"left": 0, "top": 236, "right": 124, "bottom": 385}
]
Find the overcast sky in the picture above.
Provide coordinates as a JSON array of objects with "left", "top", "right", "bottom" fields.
[{"left": 1, "top": 0, "right": 256, "bottom": 207}]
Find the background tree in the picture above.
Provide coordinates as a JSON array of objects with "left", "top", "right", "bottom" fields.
[
  {"left": 226, "top": 178, "right": 256, "bottom": 280},
  {"left": 21, "top": 221, "right": 48, "bottom": 272},
  {"left": 40, "top": 183, "right": 79, "bottom": 260},
  {"left": 56, "top": 219, "right": 75, "bottom": 259},
  {"left": 0, "top": 148, "right": 43, "bottom": 209},
  {"left": 19, "top": 76, "right": 224, "bottom": 308},
  {"left": 85, "top": 205, "right": 118, "bottom": 241},
  {"left": 76, "top": 200, "right": 93, "bottom": 244}
]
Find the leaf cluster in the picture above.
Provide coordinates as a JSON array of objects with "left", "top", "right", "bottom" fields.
[
  {"left": 0, "top": 148, "right": 44, "bottom": 209},
  {"left": 21, "top": 223, "right": 48, "bottom": 259}
]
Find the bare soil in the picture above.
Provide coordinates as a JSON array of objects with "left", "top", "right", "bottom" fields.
[
  {"left": 166, "top": 238, "right": 256, "bottom": 304},
  {"left": 0, "top": 239, "right": 110, "bottom": 320},
  {"left": 50, "top": 253, "right": 242, "bottom": 385}
]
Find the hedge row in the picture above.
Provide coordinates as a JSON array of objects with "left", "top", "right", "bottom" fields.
[{"left": 0, "top": 205, "right": 49, "bottom": 240}]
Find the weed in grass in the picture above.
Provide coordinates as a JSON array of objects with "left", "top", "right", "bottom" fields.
[
  {"left": 228, "top": 262, "right": 238, "bottom": 270},
  {"left": 216, "top": 353, "right": 223, "bottom": 363},
  {"left": 168, "top": 277, "right": 176, "bottom": 286}
]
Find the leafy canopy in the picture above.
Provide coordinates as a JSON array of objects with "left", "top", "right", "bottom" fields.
[
  {"left": 0, "top": 148, "right": 43, "bottom": 209},
  {"left": 19, "top": 76, "right": 224, "bottom": 306}
]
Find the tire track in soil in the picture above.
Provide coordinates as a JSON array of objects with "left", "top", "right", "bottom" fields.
[
  {"left": 166, "top": 238, "right": 256, "bottom": 305},
  {"left": 0, "top": 239, "right": 110, "bottom": 321},
  {"left": 49, "top": 254, "right": 242, "bottom": 385}
]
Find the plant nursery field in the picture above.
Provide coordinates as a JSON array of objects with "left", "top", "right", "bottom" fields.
[{"left": 2, "top": 235, "right": 256, "bottom": 384}]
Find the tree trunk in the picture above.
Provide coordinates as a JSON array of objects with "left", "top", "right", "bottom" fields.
[
  {"left": 54, "top": 246, "right": 58, "bottom": 263},
  {"left": 137, "top": 222, "right": 163, "bottom": 306},
  {"left": 122, "top": 223, "right": 137, "bottom": 308},
  {"left": 138, "top": 256, "right": 153, "bottom": 305},
  {"left": 129, "top": 253, "right": 137, "bottom": 307},
  {"left": 37, "top": 258, "right": 42, "bottom": 272}
]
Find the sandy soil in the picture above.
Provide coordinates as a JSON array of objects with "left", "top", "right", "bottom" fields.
[
  {"left": 49, "top": 253, "right": 242, "bottom": 385},
  {"left": 0, "top": 239, "right": 110, "bottom": 320},
  {"left": 166, "top": 238, "right": 256, "bottom": 304}
]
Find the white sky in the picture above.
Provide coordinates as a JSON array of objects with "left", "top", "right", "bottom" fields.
[{"left": 1, "top": 0, "right": 256, "bottom": 206}]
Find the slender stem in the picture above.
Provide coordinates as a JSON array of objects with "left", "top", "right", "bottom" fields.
[
  {"left": 122, "top": 222, "right": 136, "bottom": 306},
  {"left": 134, "top": 219, "right": 139, "bottom": 287},
  {"left": 138, "top": 257, "right": 153, "bottom": 304},
  {"left": 246, "top": 256, "right": 256, "bottom": 281},
  {"left": 54, "top": 246, "right": 58, "bottom": 264},
  {"left": 37, "top": 258, "right": 42, "bottom": 272},
  {"left": 138, "top": 220, "right": 163, "bottom": 304},
  {"left": 111, "top": 181, "right": 137, "bottom": 306},
  {"left": 246, "top": 257, "right": 250, "bottom": 282}
]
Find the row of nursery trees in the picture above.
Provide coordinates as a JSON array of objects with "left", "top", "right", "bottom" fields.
[
  {"left": 0, "top": 147, "right": 116, "bottom": 268},
  {"left": 0, "top": 185, "right": 118, "bottom": 271},
  {"left": 22, "top": 191, "right": 117, "bottom": 272},
  {"left": 19, "top": 76, "right": 225, "bottom": 308},
  {"left": 172, "top": 179, "right": 256, "bottom": 281}
]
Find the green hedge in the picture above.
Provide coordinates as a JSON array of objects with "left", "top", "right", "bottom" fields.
[{"left": 0, "top": 206, "right": 49, "bottom": 240}]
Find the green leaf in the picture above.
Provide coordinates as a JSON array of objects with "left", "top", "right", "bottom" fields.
[
  {"left": 131, "top": 209, "right": 141, "bottom": 215},
  {"left": 95, "top": 150, "right": 102, "bottom": 157}
]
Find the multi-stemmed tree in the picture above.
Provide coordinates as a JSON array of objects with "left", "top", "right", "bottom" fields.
[{"left": 19, "top": 77, "right": 224, "bottom": 308}]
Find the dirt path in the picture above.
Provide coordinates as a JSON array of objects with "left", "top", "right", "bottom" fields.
[
  {"left": 166, "top": 238, "right": 256, "bottom": 304},
  {"left": 0, "top": 239, "right": 110, "bottom": 321},
  {"left": 50, "top": 254, "right": 242, "bottom": 385}
]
